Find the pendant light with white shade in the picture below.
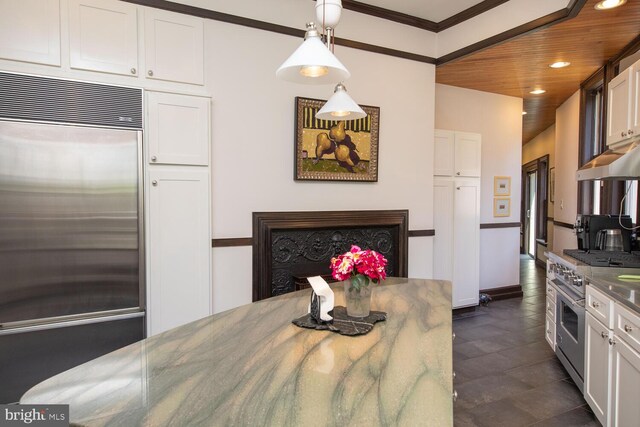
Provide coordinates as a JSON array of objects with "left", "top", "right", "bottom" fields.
[
  {"left": 276, "top": 0, "right": 366, "bottom": 120},
  {"left": 275, "top": 22, "right": 349, "bottom": 85},
  {"left": 316, "top": 83, "right": 366, "bottom": 120}
]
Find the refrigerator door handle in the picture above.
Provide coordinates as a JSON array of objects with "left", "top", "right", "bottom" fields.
[{"left": 0, "top": 310, "right": 145, "bottom": 336}]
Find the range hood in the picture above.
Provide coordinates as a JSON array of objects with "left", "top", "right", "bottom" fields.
[{"left": 576, "top": 140, "right": 640, "bottom": 181}]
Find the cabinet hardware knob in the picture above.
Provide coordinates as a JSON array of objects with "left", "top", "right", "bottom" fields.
[
  {"left": 152, "top": 180, "right": 158, "bottom": 186},
  {"left": 148, "top": 70, "right": 154, "bottom": 76},
  {"left": 601, "top": 331, "right": 608, "bottom": 339},
  {"left": 591, "top": 301, "right": 600, "bottom": 308},
  {"left": 456, "top": 186, "right": 461, "bottom": 190},
  {"left": 609, "top": 338, "right": 616, "bottom": 346},
  {"left": 130, "top": 68, "right": 136, "bottom": 74},
  {"left": 456, "top": 172, "right": 461, "bottom": 176},
  {"left": 452, "top": 332, "right": 456, "bottom": 341},
  {"left": 624, "top": 324, "right": 633, "bottom": 333},
  {"left": 452, "top": 390, "right": 458, "bottom": 402},
  {"left": 151, "top": 156, "right": 157, "bottom": 162},
  {"left": 452, "top": 371, "right": 456, "bottom": 379}
]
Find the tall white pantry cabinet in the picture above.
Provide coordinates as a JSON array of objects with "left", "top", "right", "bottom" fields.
[
  {"left": 0, "top": 0, "right": 213, "bottom": 336},
  {"left": 146, "top": 92, "right": 212, "bottom": 336},
  {"left": 433, "top": 130, "right": 481, "bottom": 308}
]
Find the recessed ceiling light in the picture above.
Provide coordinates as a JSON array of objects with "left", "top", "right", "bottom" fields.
[
  {"left": 522, "top": 111, "right": 527, "bottom": 115},
  {"left": 549, "top": 61, "right": 571, "bottom": 68},
  {"left": 530, "top": 89, "right": 546, "bottom": 95},
  {"left": 595, "top": 0, "right": 627, "bottom": 10}
]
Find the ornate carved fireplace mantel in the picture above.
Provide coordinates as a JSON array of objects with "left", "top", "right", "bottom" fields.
[{"left": 252, "top": 210, "right": 409, "bottom": 302}]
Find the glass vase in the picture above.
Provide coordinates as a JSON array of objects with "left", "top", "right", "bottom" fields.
[{"left": 344, "top": 278, "right": 372, "bottom": 318}]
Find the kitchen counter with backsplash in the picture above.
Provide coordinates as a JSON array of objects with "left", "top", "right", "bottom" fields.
[{"left": 21, "top": 278, "right": 453, "bottom": 426}]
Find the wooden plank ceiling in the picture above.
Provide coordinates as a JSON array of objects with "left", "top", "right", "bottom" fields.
[{"left": 435, "top": 0, "right": 640, "bottom": 144}]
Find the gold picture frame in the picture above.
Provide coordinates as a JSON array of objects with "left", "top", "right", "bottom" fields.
[
  {"left": 294, "top": 97, "right": 380, "bottom": 182},
  {"left": 493, "top": 198, "right": 511, "bottom": 217},
  {"left": 494, "top": 176, "right": 511, "bottom": 196}
]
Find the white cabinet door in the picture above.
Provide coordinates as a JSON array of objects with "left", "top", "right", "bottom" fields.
[
  {"left": 632, "top": 60, "right": 640, "bottom": 137},
  {"left": 454, "top": 132, "right": 481, "bottom": 177},
  {"left": 68, "top": 0, "right": 138, "bottom": 76},
  {"left": 607, "top": 68, "right": 633, "bottom": 146},
  {"left": 144, "top": 8, "right": 204, "bottom": 85},
  {"left": 452, "top": 180, "right": 480, "bottom": 307},
  {"left": 433, "top": 179, "right": 454, "bottom": 281},
  {"left": 147, "top": 92, "right": 210, "bottom": 166},
  {"left": 585, "top": 312, "right": 611, "bottom": 427},
  {"left": 148, "top": 168, "right": 211, "bottom": 336},
  {"left": 545, "top": 314, "right": 555, "bottom": 350},
  {"left": 611, "top": 336, "right": 640, "bottom": 427},
  {"left": 0, "top": 0, "right": 60, "bottom": 66},
  {"left": 434, "top": 130, "right": 454, "bottom": 176}
]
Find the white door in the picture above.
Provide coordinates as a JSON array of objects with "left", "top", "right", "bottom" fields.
[
  {"left": 611, "top": 337, "right": 640, "bottom": 427},
  {"left": 584, "top": 312, "right": 611, "bottom": 427},
  {"left": 146, "top": 92, "right": 210, "bottom": 166},
  {"left": 0, "top": 0, "right": 60, "bottom": 66},
  {"left": 433, "top": 179, "right": 454, "bottom": 281},
  {"left": 454, "top": 132, "right": 481, "bottom": 177},
  {"left": 434, "top": 130, "right": 454, "bottom": 176},
  {"left": 607, "top": 68, "right": 633, "bottom": 146},
  {"left": 148, "top": 168, "right": 211, "bottom": 335},
  {"left": 68, "top": 0, "right": 138, "bottom": 76},
  {"left": 144, "top": 8, "right": 204, "bottom": 85},
  {"left": 452, "top": 180, "right": 480, "bottom": 307}
]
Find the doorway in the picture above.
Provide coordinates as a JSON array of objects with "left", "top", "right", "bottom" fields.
[
  {"left": 527, "top": 171, "right": 537, "bottom": 258},
  {"left": 521, "top": 155, "right": 549, "bottom": 259}
]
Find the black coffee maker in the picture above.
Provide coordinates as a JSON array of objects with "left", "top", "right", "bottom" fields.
[{"left": 574, "top": 214, "right": 632, "bottom": 252}]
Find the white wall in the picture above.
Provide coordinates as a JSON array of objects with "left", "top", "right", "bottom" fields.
[
  {"left": 207, "top": 20, "right": 436, "bottom": 313},
  {"left": 175, "top": 0, "right": 438, "bottom": 58},
  {"left": 552, "top": 91, "right": 580, "bottom": 252},
  {"left": 434, "top": 84, "right": 523, "bottom": 290}
]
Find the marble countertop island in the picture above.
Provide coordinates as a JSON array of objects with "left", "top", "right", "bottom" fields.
[{"left": 21, "top": 278, "right": 453, "bottom": 426}]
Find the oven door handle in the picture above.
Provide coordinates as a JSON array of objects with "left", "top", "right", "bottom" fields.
[{"left": 556, "top": 286, "right": 585, "bottom": 308}]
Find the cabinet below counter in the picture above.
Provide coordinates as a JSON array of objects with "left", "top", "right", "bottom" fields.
[{"left": 586, "top": 272, "right": 640, "bottom": 315}]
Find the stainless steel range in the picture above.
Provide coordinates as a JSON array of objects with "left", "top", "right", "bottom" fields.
[{"left": 547, "top": 249, "right": 640, "bottom": 394}]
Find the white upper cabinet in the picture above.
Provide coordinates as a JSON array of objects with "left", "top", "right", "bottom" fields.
[
  {"left": 0, "top": 0, "right": 61, "bottom": 66},
  {"left": 434, "top": 130, "right": 455, "bottom": 176},
  {"left": 607, "top": 67, "right": 633, "bottom": 146},
  {"left": 147, "top": 92, "right": 210, "bottom": 166},
  {"left": 144, "top": 9, "right": 204, "bottom": 85},
  {"left": 434, "top": 130, "right": 481, "bottom": 177},
  {"left": 454, "top": 132, "right": 482, "bottom": 177},
  {"left": 632, "top": 61, "right": 640, "bottom": 137},
  {"left": 68, "top": 0, "right": 138, "bottom": 76}
]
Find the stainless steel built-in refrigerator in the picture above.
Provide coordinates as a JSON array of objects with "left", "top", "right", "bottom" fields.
[{"left": 0, "top": 73, "right": 145, "bottom": 403}]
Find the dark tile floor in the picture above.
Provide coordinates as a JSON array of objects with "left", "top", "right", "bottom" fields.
[{"left": 453, "top": 255, "right": 601, "bottom": 427}]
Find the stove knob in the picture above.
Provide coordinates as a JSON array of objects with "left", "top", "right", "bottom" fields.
[{"left": 575, "top": 277, "right": 583, "bottom": 286}]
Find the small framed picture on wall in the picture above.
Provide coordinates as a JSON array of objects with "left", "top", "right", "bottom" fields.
[
  {"left": 494, "top": 198, "right": 511, "bottom": 217},
  {"left": 494, "top": 176, "right": 511, "bottom": 196}
]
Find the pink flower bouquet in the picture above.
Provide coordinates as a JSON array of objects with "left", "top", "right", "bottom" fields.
[{"left": 330, "top": 245, "right": 388, "bottom": 291}]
